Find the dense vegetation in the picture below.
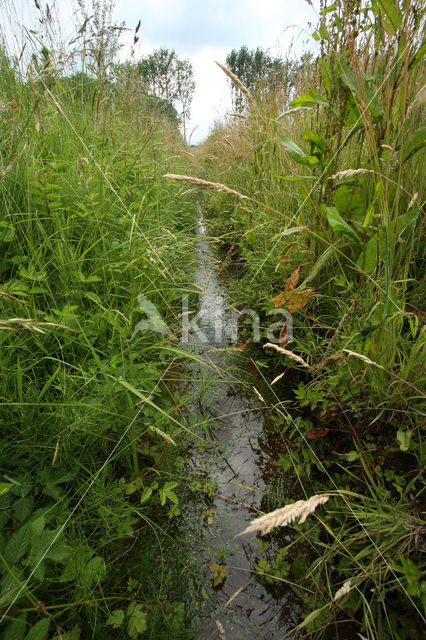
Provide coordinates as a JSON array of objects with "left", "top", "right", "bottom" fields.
[
  {"left": 190, "top": 1, "right": 425, "bottom": 637},
  {"left": 0, "top": 17, "right": 199, "bottom": 638},
  {"left": 0, "top": 0, "right": 424, "bottom": 639}
]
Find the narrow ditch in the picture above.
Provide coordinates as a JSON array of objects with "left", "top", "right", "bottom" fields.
[{"left": 175, "top": 213, "right": 301, "bottom": 639}]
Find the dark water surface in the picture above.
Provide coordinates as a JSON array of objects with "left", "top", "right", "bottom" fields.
[{"left": 177, "top": 216, "right": 299, "bottom": 639}]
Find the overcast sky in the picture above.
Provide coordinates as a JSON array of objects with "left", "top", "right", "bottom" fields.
[{"left": 2, "top": 0, "right": 319, "bottom": 143}]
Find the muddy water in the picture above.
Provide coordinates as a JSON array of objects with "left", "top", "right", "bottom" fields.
[{"left": 179, "top": 216, "right": 299, "bottom": 639}]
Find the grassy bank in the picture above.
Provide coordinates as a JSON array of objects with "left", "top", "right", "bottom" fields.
[
  {"left": 0, "top": 49, "right": 198, "bottom": 638},
  {"left": 174, "top": 1, "right": 425, "bottom": 637}
]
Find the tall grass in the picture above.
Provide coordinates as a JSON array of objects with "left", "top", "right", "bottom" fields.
[{"left": 0, "top": 23, "right": 198, "bottom": 639}]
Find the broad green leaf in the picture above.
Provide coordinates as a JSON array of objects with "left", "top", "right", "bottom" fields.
[
  {"left": 159, "top": 481, "right": 179, "bottom": 506},
  {"left": 290, "top": 92, "right": 317, "bottom": 108},
  {"left": 377, "top": 0, "right": 402, "bottom": 34},
  {"left": 4, "top": 613, "right": 27, "bottom": 640},
  {"left": 397, "top": 430, "right": 412, "bottom": 451},
  {"left": 278, "top": 133, "right": 307, "bottom": 164},
  {"left": 304, "top": 129, "right": 325, "bottom": 152},
  {"left": 358, "top": 236, "right": 379, "bottom": 273},
  {"left": 25, "top": 618, "right": 50, "bottom": 640},
  {"left": 4, "top": 524, "right": 32, "bottom": 564},
  {"left": 37, "top": 468, "right": 74, "bottom": 500},
  {"left": 106, "top": 609, "right": 125, "bottom": 629},
  {"left": 140, "top": 487, "right": 153, "bottom": 503},
  {"left": 127, "top": 602, "right": 148, "bottom": 639},
  {"left": 323, "top": 206, "right": 361, "bottom": 243},
  {"left": 80, "top": 556, "right": 106, "bottom": 590},
  {"left": 409, "top": 39, "right": 426, "bottom": 70},
  {"left": 290, "top": 86, "right": 331, "bottom": 110},
  {"left": 307, "top": 86, "right": 330, "bottom": 109},
  {"left": 334, "top": 186, "right": 364, "bottom": 222},
  {"left": 13, "top": 496, "right": 34, "bottom": 522},
  {"left": 340, "top": 63, "right": 384, "bottom": 122},
  {"left": 396, "top": 209, "right": 419, "bottom": 235},
  {"left": 31, "top": 515, "right": 45, "bottom": 536}
]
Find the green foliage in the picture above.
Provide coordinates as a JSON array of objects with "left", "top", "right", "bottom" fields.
[
  {"left": 199, "top": 0, "right": 425, "bottom": 637},
  {"left": 0, "top": 10, "right": 197, "bottom": 637}
]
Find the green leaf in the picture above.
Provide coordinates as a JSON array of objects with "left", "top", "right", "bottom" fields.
[
  {"left": 377, "top": 0, "right": 402, "bottom": 34},
  {"left": 13, "top": 496, "right": 34, "bottom": 523},
  {"left": 4, "top": 613, "right": 27, "bottom": 640},
  {"left": 403, "top": 126, "right": 426, "bottom": 159},
  {"left": 290, "top": 86, "right": 331, "bottom": 111},
  {"left": 31, "top": 515, "right": 45, "bottom": 536},
  {"left": 357, "top": 235, "right": 380, "bottom": 273},
  {"left": 80, "top": 556, "right": 106, "bottom": 590},
  {"left": 25, "top": 618, "right": 50, "bottom": 640},
  {"left": 37, "top": 469, "right": 74, "bottom": 500},
  {"left": 0, "top": 483, "right": 13, "bottom": 496},
  {"left": 278, "top": 133, "right": 307, "bottom": 164},
  {"left": 106, "top": 609, "right": 125, "bottom": 629},
  {"left": 4, "top": 524, "right": 32, "bottom": 564},
  {"left": 0, "top": 221, "right": 15, "bottom": 243},
  {"left": 323, "top": 206, "right": 361, "bottom": 243},
  {"left": 140, "top": 487, "right": 153, "bottom": 504},
  {"left": 159, "top": 481, "right": 179, "bottom": 506},
  {"left": 127, "top": 602, "right": 148, "bottom": 639},
  {"left": 274, "top": 175, "right": 314, "bottom": 182},
  {"left": 290, "top": 92, "right": 317, "bottom": 108},
  {"left": 362, "top": 204, "right": 374, "bottom": 227},
  {"left": 340, "top": 63, "right": 384, "bottom": 122},
  {"left": 396, "top": 209, "right": 419, "bottom": 235},
  {"left": 396, "top": 430, "right": 412, "bottom": 451}
]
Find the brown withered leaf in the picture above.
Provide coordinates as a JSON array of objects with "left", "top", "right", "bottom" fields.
[
  {"left": 279, "top": 322, "right": 288, "bottom": 348},
  {"left": 278, "top": 255, "right": 290, "bottom": 262},
  {"left": 271, "top": 290, "right": 290, "bottom": 308},
  {"left": 271, "top": 266, "right": 301, "bottom": 308},
  {"left": 306, "top": 428, "right": 329, "bottom": 440},
  {"left": 286, "top": 288, "right": 315, "bottom": 313},
  {"left": 237, "top": 341, "right": 250, "bottom": 351}
]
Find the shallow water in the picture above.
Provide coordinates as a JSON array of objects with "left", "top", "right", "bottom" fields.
[{"left": 178, "top": 215, "right": 299, "bottom": 639}]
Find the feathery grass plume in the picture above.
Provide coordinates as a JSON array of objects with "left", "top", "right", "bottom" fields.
[
  {"left": 336, "top": 348, "right": 386, "bottom": 370},
  {"left": 277, "top": 106, "right": 311, "bottom": 119},
  {"left": 0, "top": 291, "right": 29, "bottom": 306},
  {"left": 330, "top": 168, "right": 374, "bottom": 180},
  {"left": 163, "top": 173, "right": 249, "bottom": 200},
  {"left": 334, "top": 580, "right": 352, "bottom": 601},
  {"left": 215, "top": 620, "right": 226, "bottom": 640},
  {"left": 253, "top": 387, "right": 265, "bottom": 403},
  {"left": 215, "top": 61, "right": 252, "bottom": 104},
  {"left": 238, "top": 494, "right": 331, "bottom": 536},
  {"left": 149, "top": 425, "right": 176, "bottom": 445},
  {"left": 264, "top": 342, "right": 311, "bottom": 370},
  {"left": 0, "top": 318, "right": 75, "bottom": 333}
]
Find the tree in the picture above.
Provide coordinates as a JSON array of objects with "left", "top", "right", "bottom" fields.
[
  {"left": 138, "top": 49, "right": 195, "bottom": 139},
  {"left": 225, "top": 46, "right": 307, "bottom": 111},
  {"left": 174, "top": 59, "right": 195, "bottom": 140}
]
